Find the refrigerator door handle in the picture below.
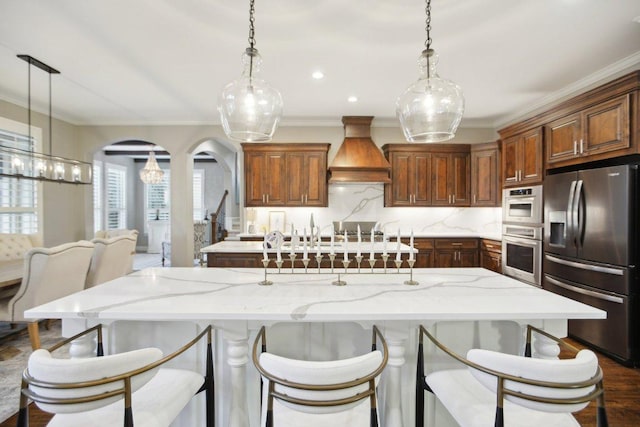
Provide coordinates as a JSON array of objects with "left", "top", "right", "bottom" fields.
[
  {"left": 574, "top": 179, "right": 584, "bottom": 249},
  {"left": 567, "top": 180, "right": 577, "bottom": 247},
  {"left": 545, "top": 275, "right": 624, "bottom": 304},
  {"left": 545, "top": 254, "right": 625, "bottom": 276}
]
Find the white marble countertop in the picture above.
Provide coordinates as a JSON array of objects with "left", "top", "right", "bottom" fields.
[
  {"left": 24, "top": 267, "right": 604, "bottom": 322},
  {"left": 201, "top": 240, "right": 416, "bottom": 254},
  {"left": 233, "top": 232, "right": 503, "bottom": 241}
]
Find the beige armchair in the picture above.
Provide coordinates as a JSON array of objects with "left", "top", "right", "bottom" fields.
[
  {"left": 94, "top": 229, "right": 139, "bottom": 241},
  {"left": 86, "top": 235, "right": 138, "bottom": 288},
  {"left": 0, "top": 240, "right": 94, "bottom": 349}
]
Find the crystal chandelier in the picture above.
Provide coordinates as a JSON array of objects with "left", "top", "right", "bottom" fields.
[
  {"left": 0, "top": 55, "right": 92, "bottom": 184},
  {"left": 396, "top": 0, "right": 464, "bottom": 143},
  {"left": 218, "top": 0, "right": 283, "bottom": 142},
  {"left": 139, "top": 148, "right": 164, "bottom": 184}
]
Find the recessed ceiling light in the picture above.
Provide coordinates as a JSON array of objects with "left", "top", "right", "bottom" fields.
[
  {"left": 347, "top": 96, "right": 358, "bottom": 103},
  {"left": 312, "top": 71, "right": 324, "bottom": 80}
]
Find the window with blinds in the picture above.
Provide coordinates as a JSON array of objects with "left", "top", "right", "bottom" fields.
[
  {"left": 93, "top": 161, "right": 102, "bottom": 233},
  {"left": 0, "top": 127, "right": 39, "bottom": 234},
  {"left": 193, "top": 169, "right": 204, "bottom": 221},
  {"left": 106, "top": 164, "right": 127, "bottom": 229},
  {"left": 145, "top": 170, "right": 170, "bottom": 225}
]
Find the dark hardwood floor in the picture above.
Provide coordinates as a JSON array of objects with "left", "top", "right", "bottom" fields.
[{"left": 1, "top": 339, "right": 638, "bottom": 426}]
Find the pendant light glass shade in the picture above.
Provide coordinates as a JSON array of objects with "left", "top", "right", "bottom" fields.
[
  {"left": 397, "top": 49, "right": 464, "bottom": 143},
  {"left": 139, "top": 150, "right": 164, "bottom": 184},
  {"left": 218, "top": 48, "right": 283, "bottom": 142}
]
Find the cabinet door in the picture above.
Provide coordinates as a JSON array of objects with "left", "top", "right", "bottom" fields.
[
  {"left": 519, "top": 128, "right": 543, "bottom": 184},
  {"left": 458, "top": 249, "right": 479, "bottom": 267},
  {"left": 451, "top": 152, "right": 470, "bottom": 206},
  {"left": 264, "top": 152, "right": 287, "bottom": 205},
  {"left": 413, "top": 153, "right": 432, "bottom": 206},
  {"left": 546, "top": 114, "right": 581, "bottom": 165},
  {"left": 387, "top": 153, "right": 414, "bottom": 206},
  {"left": 303, "top": 151, "right": 328, "bottom": 206},
  {"left": 501, "top": 136, "right": 519, "bottom": 186},
  {"left": 434, "top": 250, "right": 455, "bottom": 268},
  {"left": 471, "top": 148, "right": 499, "bottom": 206},
  {"left": 244, "top": 152, "right": 267, "bottom": 206},
  {"left": 285, "top": 152, "right": 306, "bottom": 205},
  {"left": 583, "top": 94, "right": 630, "bottom": 156},
  {"left": 431, "top": 153, "right": 451, "bottom": 206}
]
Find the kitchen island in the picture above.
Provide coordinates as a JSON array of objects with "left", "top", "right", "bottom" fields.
[
  {"left": 24, "top": 267, "right": 604, "bottom": 427},
  {"left": 201, "top": 240, "right": 417, "bottom": 268}
]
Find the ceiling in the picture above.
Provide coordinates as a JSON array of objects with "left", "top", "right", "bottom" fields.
[{"left": 1, "top": 0, "right": 639, "bottom": 131}]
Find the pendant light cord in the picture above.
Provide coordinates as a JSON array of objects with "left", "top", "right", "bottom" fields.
[
  {"left": 27, "top": 60, "right": 32, "bottom": 152},
  {"left": 424, "top": 0, "right": 432, "bottom": 79},
  {"left": 48, "top": 72, "right": 53, "bottom": 155},
  {"left": 424, "top": 0, "right": 432, "bottom": 51},
  {"left": 247, "top": 0, "right": 256, "bottom": 80}
]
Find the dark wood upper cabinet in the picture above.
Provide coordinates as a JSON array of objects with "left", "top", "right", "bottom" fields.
[
  {"left": 243, "top": 143, "right": 330, "bottom": 207},
  {"left": 500, "top": 127, "right": 543, "bottom": 187},
  {"left": 500, "top": 71, "right": 639, "bottom": 174},
  {"left": 471, "top": 142, "right": 501, "bottom": 206},
  {"left": 546, "top": 94, "right": 631, "bottom": 167},
  {"left": 383, "top": 144, "right": 470, "bottom": 207},
  {"left": 431, "top": 151, "right": 470, "bottom": 206}
]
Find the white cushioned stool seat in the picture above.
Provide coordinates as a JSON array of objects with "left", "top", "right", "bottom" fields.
[
  {"left": 47, "top": 368, "right": 203, "bottom": 427},
  {"left": 426, "top": 369, "right": 580, "bottom": 427}
]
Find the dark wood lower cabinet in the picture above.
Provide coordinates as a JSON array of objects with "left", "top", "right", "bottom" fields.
[
  {"left": 480, "top": 239, "right": 502, "bottom": 273},
  {"left": 433, "top": 239, "right": 479, "bottom": 268},
  {"left": 207, "top": 251, "right": 413, "bottom": 268},
  {"left": 208, "top": 237, "right": 501, "bottom": 270}
]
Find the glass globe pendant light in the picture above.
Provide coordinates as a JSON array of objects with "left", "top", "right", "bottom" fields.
[
  {"left": 396, "top": 0, "right": 464, "bottom": 143},
  {"left": 218, "top": 0, "right": 283, "bottom": 142}
]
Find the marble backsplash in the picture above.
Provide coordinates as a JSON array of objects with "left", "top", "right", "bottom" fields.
[{"left": 245, "top": 184, "right": 502, "bottom": 237}]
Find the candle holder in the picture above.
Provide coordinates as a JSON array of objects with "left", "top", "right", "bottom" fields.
[
  {"left": 381, "top": 254, "right": 389, "bottom": 273},
  {"left": 342, "top": 259, "right": 351, "bottom": 274},
  {"left": 259, "top": 259, "right": 273, "bottom": 286},
  {"left": 315, "top": 254, "right": 324, "bottom": 273},
  {"left": 368, "top": 258, "right": 376, "bottom": 272},
  {"left": 328, "top": 253, "right": 336, "bottom": 273},
  {"left": 302, "top": 258, "right": 310, "bottom": 273},
  {"left": 289, "top": 253, "right": 297, "bottom": 272},
  {"left": 355, "top": 255, "right": 363, "bottom": 272},
  {"left": 394, "top": 259, "right": 403, "bottom": 272},
  {"left": 275, "top": 259, "right": 283, "bottom": 273},
  {"left": 404, "top": 259, "right": 419, "bottom": 285},
  {"left": 332, "top": 273, "right": 347, "bottom": 286}
]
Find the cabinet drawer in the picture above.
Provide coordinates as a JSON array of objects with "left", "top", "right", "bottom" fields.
[
  {"left": 435, "top": 238, "right": 478, "bottom": 249},
  {"left": 402, "top": 237, "right": 434, "bottom": 250},
  {"left": 481, "top": 239, "right": 501, "bottom": 253}
]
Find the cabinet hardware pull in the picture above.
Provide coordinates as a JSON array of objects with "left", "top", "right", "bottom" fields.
[
  {"left": 580, "top": 139, "right": 584, "bottom": 154},
  {"left": 573, "top": 140, "right": 577, "bottom": 155},
  {"left": 452, "top": 195, "right": 456, "bottom": 204},
  {"left": 262, "top": 194, "right": 265, "bottom": 203},
  {"left": 266, "top": 194, "right": 269, "bottom": 203},
  {"left": 473, "top": 194, "right": 476, "bottom": 204}
]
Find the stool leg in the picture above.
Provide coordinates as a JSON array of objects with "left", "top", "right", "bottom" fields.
[{"left": 27, "top": 321, "right": 41, "bottom": 350}]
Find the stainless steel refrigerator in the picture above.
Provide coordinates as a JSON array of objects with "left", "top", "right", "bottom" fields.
[{"left": 543, "top": 163, "right": 638, "bottom": 365}]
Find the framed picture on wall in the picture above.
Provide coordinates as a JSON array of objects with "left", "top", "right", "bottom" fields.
[{"left": 269, "top": 211, "right": 286, "bottom": 233}]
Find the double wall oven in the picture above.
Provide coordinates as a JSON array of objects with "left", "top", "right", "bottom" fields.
[{"left": 501, "top": 185, "right": 543, "bottom": 287}]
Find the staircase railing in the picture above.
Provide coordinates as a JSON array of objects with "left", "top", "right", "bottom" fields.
[{"left": 210, "top": 189, "right": 229, "bottom": 244}]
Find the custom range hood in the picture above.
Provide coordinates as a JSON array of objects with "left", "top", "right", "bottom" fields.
[{"left": 328, "top": 116, "right": 391, "bottom": 183}]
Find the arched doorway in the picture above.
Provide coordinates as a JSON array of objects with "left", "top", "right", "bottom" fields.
[{"left": 93, "top": 140, "right": 171, "bottom": 263}]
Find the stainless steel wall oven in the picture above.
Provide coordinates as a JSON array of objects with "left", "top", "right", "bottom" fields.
[{"left": 502, "top": 224, "right": 542, "bottom": 287}]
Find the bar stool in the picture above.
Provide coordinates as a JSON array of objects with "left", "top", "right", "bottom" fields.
[
  {"left": 416, "top": 324, "right": 608, "bottom": 427},
  {"left": 252, "top": 324, "right": 388, "bottom": 427},
  {"left": 18, "top": 324, "right": 215, "bottom": 427}
]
